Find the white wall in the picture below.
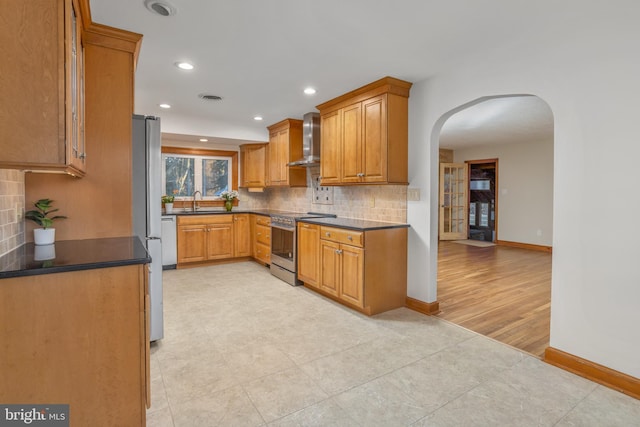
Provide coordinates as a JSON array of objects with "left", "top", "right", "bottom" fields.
[
  {"left": 408, "top": 7, "right": 640, "bottom": 378},
  {"left": 453, "top": 139, "right": 554, "bottom": 246}
]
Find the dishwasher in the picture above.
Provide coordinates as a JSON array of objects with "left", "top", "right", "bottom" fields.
[{"left": 161, "top": 215, "right": 177, "bottom": 269}]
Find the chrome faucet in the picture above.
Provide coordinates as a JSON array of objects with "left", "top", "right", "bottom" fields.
[{"left": 192, "top": 190, "right": 202, "bottom": 211}]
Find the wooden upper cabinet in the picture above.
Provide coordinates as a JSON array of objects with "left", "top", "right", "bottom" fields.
[
  {"left": 316, "top": 77, "right": 411, "bottom": 186},
  {"left": 240, "top": 143, "right": 267, "bottom": 188},
  {"left": 266, "top": 119, "right": 307, "bottom": 187},
  {"left": 319, "top": 110, "right": 342, "bottom": 185},
  {"left": 0, "top": 0, "right": 86, "bottom": 176}
]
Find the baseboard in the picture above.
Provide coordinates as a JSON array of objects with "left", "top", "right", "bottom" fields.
[
  {"left": 406, "top": 297, "right": 440, "bottom": 315},
  {"left": 544, "top": 347, "right": 640, "bottom": 400},
  {"left": 496, "top": 240, "right": 552, "bottom": 253}
]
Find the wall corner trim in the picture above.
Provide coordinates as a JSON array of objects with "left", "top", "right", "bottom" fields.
[
  {"left": 544, "top": 347, "right": 639, "bottom": 400},
  {"left": 406, "top": 297, "right": 440, "bottom": 315}
]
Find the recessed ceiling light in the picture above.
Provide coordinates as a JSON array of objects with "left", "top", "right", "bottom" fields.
[
  {"left": 304, "top": 87, "right": 317, "bottom": 95},
  {"left": 254, "top": 116, "right": 263, "bottom": 121},
  {"left": 144, "top": 0, "right": 177, "bottom": 17},
  {"left": 175, "top": 62, "right": 194, "bottom": 70},
  {"left": 199, "top": 138, "right": 208, "bottom": 142},
  {"left": 159, "top": 103, "right": 171, "bottom": 109}
]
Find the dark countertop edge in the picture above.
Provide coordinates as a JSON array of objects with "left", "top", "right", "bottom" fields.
[
  {"left": 0, "top": 257, "right": 151, "bottom": 279},
  {"left": 0, "top": 236, "right": 151, "bottom": 280},
  {"left": 165, "top": 210, "right": 278, "bottom": 217},
  {"left": 297, "top": 217, "right": 411, "bottom": 231}
]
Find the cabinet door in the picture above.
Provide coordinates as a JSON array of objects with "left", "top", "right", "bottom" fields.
[
  {"left": 207, "top": 223, "right": 234, "bottom": 259},
  {"left": 177, "top": 224, "right": 207, "bottom": 263},
  {"left": 319, "top": 110, "right": 342, "bottom": 185},
  {"left": 268, "top": 131, "right": 282, "bottom": 185},
  {"left": 233, "top": 214, "right": 251, "bottom": 257},
  {"left": 0, "top": 0, "right": 79, "bottom": 173},
  {"left": 243, "top": 144, "right": 266, "bottom": 187},
  {"left": 362, "top": 95, "right": 387, "bottom": 183},
  {"left": 340, "top": 245, "right": 365, "bottom": 308},
  {"left": 67, "top": 0, "right": 86, "bottom": 173},
  {"left": 298, "top": 223, "right": 320, "bottom": 287},
  {"left": 277, "top": 130, "right": 289, "bottom": 184},
  {"left": 341, "top": 102, "right": 363, "bottom": 183},
  {"left": 320, "top": 239, "right": 341, "bottom": 297}
]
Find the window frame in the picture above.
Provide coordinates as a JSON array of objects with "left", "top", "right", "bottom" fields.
[{"left": 161, "top": 146, "right": 238, "bottom": 201}]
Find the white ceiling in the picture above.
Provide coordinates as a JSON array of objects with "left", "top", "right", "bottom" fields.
[
  {"left": 439, "top": 96, "right": 554, "bottom": 149},
  {"left": 89, "top": 0, "right": 564, "bottom": 146}
]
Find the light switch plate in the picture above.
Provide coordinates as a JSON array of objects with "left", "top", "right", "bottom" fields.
[{"left": 407, "top": 187, "right": 420, "bottom": 201}]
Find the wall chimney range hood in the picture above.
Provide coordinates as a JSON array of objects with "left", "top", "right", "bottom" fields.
[{"left": 288, "top": 112, "right": 320, "bottom": 167}]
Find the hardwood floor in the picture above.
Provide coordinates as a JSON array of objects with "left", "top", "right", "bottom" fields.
[{"left": 436, "top": 241, "right": 551, "bottom": 358}]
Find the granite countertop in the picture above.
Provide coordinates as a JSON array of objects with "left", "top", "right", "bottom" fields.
[
  {"left": 0, "top": 236, "right": 151, "bottom": 279},
  {"left": 297, "top": 217, "right": 410, "bottom": 231}
]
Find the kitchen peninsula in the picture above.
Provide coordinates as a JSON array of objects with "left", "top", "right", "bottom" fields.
[{"left": 0, "top": 237, "right": 151, "bottom": 426}]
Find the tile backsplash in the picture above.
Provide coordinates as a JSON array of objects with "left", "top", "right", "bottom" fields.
[
  {"left": 238, "top": 167, "right": 407, "bottom": 223},
  {"left": 0, "top": 169, "right": 25, "bottom": 256}
]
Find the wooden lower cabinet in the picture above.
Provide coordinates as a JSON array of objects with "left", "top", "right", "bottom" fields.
[
  {"left": 252, "top": 215, "right": 271, "bottom": 265},
  {"left": 299, "top": 223, "right": 408, "bottom": 315},
  {"left": 233, "top": 214, "right": 251, "bottom": 257},
  {"left": 297, "top": 223, "right": 321, "bottom": 287},
  {"left": 177, "top": 215, "right": 248, "bottom": 266},
  {"left": 206, "top": 220, "right": 233, "bottom": 260},
  {"left": 177, "top": 223, "right": 208, "bottom": 263},
  {"left": 0, "top": 265, "right": 149, "bottom": 426}
]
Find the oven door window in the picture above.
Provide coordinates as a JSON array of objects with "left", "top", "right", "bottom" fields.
[{"left": 271, "top": 226, "right": 294, "bottom": 261}]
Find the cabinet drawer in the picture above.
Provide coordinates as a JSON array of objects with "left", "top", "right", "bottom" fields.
[
  {"left": 177, "top": 214, "right": 233, "bottom": 226},
  {"left": 255, "top": 224, "right": 271, "bottom": 245},
  {"left": 320, "top": 226, "right": 363, "bottom": 247},
  {"left": 254, "top": 242, "right": 271, "bottom": 264},
  {"left": 255, "top": 215, "right": 271, "bottom": 226}
]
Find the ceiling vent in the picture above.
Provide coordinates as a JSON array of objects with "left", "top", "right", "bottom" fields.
[
  {"left": 144, "top": 0, "right": 176, "bottom": 17},
  {"left": 198, "top": 94, "right": 223, "bottom": 101}
]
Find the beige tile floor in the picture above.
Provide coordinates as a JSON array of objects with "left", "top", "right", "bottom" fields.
[{"left": 147, "top": 262, "right": 640, "bottom": 426}]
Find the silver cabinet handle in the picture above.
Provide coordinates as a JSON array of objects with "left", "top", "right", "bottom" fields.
[
  {"left": 326, "top": 232, "right": 331, "bottom": 237},
  {"left": 335, "top": 249, "right": 343, "bottom": 255},
  {"left": 347, "top": 236, "right": 352, "bottom": 241}
]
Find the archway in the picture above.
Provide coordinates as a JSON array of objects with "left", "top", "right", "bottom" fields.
[{"left": 434, "top": 94, "right": 554, "bottom": 358}]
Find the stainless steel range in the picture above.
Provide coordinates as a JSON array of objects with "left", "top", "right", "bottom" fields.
[{"left": 270, "top": 212, "right": 335, "bottom": 286}]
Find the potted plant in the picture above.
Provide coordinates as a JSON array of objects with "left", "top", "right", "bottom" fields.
[
  {"left": 25, "top": 198, "right": 67, "bottom": 245},
  {"left": 162, "top": 194, "right": 175, "bottom": 213},
  {"left": 220, "top": 190, "right": 239, "bottom": 211}
]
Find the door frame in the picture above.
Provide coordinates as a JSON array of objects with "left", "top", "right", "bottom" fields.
[{"left": 465, "top": 158, "right": 499, "bottom": 242}]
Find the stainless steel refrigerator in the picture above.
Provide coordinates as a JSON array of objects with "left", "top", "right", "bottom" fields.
[{"left": 132, "top": 115, "right": 164, "bottom": 341}]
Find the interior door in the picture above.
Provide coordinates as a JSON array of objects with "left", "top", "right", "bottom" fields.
[{"left": 439, "top": 163, "right": 468, "bottom": 240}]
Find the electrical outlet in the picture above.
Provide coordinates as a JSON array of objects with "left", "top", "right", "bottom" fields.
[
  {"left": 311, "top": 173, "right": 334, "bottom": 205},
  {"left": 369, "top": 197, "right": 375, "bottom": 208}
]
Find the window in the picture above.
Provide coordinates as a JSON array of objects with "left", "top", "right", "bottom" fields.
[{"left": 162, "top": 148, "right": 237, "bottom": 199}]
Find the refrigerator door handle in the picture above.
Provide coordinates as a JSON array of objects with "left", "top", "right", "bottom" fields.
[{"left": 146, "top": 236, "right": 161, "bottom": 240}]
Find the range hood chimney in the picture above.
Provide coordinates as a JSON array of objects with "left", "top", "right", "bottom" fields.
[{"left": 288, "top": 112, "right": 320, "bottom": 167}]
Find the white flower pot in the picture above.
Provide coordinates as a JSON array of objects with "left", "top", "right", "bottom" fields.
[
  {"left": 34, "top": 243, "right": 56, "bottom": 261},
  {"left": 165, "top": 203, "right": 174, "bottom": 213},
  {"left": 34, "top": 228, "right": 56, "bottom": 245}
]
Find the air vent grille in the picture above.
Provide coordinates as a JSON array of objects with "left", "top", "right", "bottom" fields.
[{"left": 198, "top": 94, "right": 223, "bottom": 101}]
